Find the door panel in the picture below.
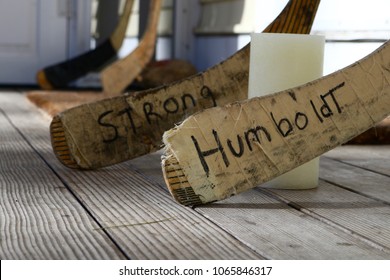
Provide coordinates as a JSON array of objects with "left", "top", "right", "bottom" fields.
[{"left": 0, "top": 0, "right": 90, "bottom": 84}]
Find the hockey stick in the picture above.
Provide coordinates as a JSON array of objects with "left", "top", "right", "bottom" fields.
[
  {"left": 27, "top": 59, "right": 198, "bottom": 117},
  {"left": 100, "top": 0, "right": 162, "bottom": 96},
  {"left": 162, "top": 40, "right": 390, "bottom": 206},
  {"left": 50, "top": 0, "right": 321, "bottom": 169},
  {"left": 37, "top": 0, "right": 134, "bottom": 89}
]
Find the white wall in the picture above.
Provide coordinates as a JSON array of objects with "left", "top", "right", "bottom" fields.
[{"left": 311, "top": 0, "right": 390, "bottom": 74}]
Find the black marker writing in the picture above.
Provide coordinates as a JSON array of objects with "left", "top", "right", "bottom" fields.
[
  {"left": 244, "top": 126, "right": 272, "bottom": 151},
  {"left": 192, "top": 126, "right": 272, "bottom": 176},
  {"left": 118, "top": 107, "right": 137, "bottom": 135},
  {"left": 97, "top": 88, "right": 217, "bottom": 143},
  {"left": 192, "top": 130, "right": 229, "bottom": 177},
  {"left": 311, "top": 82, "right": 345, "bottom": 122},
  {"left": 98, "top": 110, "right": 119, "bottom": 143},
  {"left": 192, "top": 82, "right": 346, "bottom": 176}
]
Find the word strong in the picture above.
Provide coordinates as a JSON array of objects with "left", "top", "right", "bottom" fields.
[
  {"left": 191, "top": 82, "right": 346, "bottom": 176},
  {"left": 97, "top": 86, "right": 217, "bottom": 143}
]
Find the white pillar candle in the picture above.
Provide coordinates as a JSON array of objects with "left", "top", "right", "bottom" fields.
[{"left": 248, "top": 33, "right": 325, "bottom": 189}]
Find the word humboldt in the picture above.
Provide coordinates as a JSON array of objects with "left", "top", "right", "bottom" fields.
[
  {"left": 192, "top": 82, "right": 345, "bottom": 176},
  {"left": 97, "top": 86, "right": 217, "bottom": 143}
]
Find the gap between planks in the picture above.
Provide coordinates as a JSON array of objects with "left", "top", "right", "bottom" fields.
[
  {"left": 323, "top": 146, "right": 390, "bottom": 177},
  {"left": 320, "top": 157, "right": 390, "bottom": 206}
]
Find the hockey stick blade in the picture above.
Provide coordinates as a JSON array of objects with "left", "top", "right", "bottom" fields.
[{"left": 162, "top": 40, "right": 390, "bottom": 206}]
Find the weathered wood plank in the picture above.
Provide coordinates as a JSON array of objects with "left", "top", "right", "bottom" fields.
[
  {"left": 5, "top": 92, "right": 261, "bottom": 259},
  {"left": 195, "top": 188, "right": 390, "bottom": 259},
  {"left": 126, "top": 147, "right": 390, "bottom": 259},
  {"left": 324, "top": 145, "right": 390, "bottom": 176},
  {"left": 320, "top": 157, "right": 390, "bottom": 203},
  {"left": 0, "top": 98, "right": 124, "bottom": 259},
  {"left": 266, "top": 180, "right": 390, "bottom": 252}
]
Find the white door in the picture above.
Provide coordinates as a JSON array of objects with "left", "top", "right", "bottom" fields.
[{"left": 0, "top": 0, "right": 91, "bottom": 84}]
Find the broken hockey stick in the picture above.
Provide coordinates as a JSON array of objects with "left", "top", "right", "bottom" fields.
[
  {"left": 50, "top": 0, "right": 321, "bottom": 169},
  {"left": 100, "top": 0, "right": 162, "bottom": 96},
  {"left": 37, "top": 0, "right": 134, "bottom": 89},
  {"left": 162, "top": 40, "right": 390, "bottom": 206}
]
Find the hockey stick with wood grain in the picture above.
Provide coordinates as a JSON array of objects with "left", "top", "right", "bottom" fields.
[
  {"left": 100, "top": 0, "right": 162, "bottom": 96},
  {"left": 37, "top": 0, "right": 134, "bottom": 89},
  {"left": 50, "top": 0, "right": 321, "bottom": 169},
  {"left": 162, "top": 39, "right": 390, "bottom": 206}
]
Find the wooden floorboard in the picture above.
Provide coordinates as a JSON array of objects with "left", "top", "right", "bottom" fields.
[
  {"left": 324, "top": 146, "right": 390, "bottom": 176},
  {"left": 195, "top": 188, "right": 390, "bottom": 259},
  {"left": 1, "top": 92, "right": 261, "bottom": 260},
  {"left": 1, "top": 91, "right": 389, "bottom": 260},
  {"left": 0, "top": 97, "right": 125, "bottom": 259},
  {"left": 266, "top": 179, "right": 390, "bottom": 253},
  {"left": 320, "top": 157, "right": 390, "bottom": 204}
]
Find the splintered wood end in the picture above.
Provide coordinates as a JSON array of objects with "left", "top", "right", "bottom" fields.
[
  {"left": 50, "top": 116, "right": 80, "bottom": 169},
  {"left": 162, "top": 149, "right": 203, "bottom": 206}
]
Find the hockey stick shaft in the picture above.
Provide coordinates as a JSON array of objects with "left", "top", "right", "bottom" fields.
[
  {"left": 100, "top": 0, "right": 162, "bottom": 95},
  {"left": 37, "top": 0, "right": 134, "bottom": 89}
]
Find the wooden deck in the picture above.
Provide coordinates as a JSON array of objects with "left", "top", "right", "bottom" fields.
[{"left": 1, "top": 91, "right": 390, "bottom": 260}]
